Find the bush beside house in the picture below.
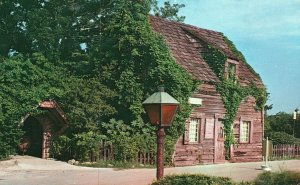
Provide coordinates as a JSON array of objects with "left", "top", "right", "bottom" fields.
[{"left": 151, "top": 171, "right": 300, "bottom": 185}]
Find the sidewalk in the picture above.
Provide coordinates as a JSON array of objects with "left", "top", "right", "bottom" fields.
[
  {"left": 1, "top": 156, "right": 300, "bottom": 185},
  {"left": 167, "top": 160, "right": 300, "bottom": 182}
]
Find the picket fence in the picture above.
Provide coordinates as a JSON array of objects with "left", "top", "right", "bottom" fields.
[
  {"left": 89, "top": 141, "right": 155, "bottom": 164},
  {"left": 271, "top": 144, "right": 300, "bottom": 159}
]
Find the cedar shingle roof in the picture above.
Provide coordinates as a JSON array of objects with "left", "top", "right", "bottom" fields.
[{"left": 149, "top": 16, "right": 263, "bottom": 87}]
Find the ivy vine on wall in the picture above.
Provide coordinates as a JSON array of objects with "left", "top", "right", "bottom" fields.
[{"left": 203, "top": 38, "right": 267, "bottom": 159}]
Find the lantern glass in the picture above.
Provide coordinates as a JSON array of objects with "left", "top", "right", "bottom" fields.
[
  {"left": 144, "top": 104, "right": 160, "bottom": 125},
  {"left": 161, "top": 104, "right": 178, "bottom": 127}
]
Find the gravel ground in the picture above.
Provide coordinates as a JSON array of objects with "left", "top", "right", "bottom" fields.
[{"left": 1, "top": 156, "right": 300, "bottom": 185}]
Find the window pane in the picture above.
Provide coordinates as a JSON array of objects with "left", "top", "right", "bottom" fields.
[
  {"left": 240, "top": 121, "right": 250, "bottom": 143},
  {"left": 189, "top": 119, "right": 200, "bottom": 142}
]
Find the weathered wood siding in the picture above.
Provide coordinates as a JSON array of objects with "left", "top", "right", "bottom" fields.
[
  {"left": 150, "top": 16, "right": 264, "bottom": 166},
  {"left": 173, "top": 83, "right": 226, "bottom": 166},
  {"left": 232, "top": 96, "right": 263, "bottom": 162},
  {"left": 173, "top": 86, "right": 263, "bottom": 166}
]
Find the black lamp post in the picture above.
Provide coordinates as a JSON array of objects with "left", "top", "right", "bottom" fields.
[
  {"left": 142, "top": 86, "right": 179, "bottom": 180},
  {"left": 293, "top": 108, "right": 298, "bottom": 137}
]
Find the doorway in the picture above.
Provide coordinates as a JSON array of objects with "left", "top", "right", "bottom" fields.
[
  {"left": 21, "top": 116, "right": 43, "bottom": 158},
  {"left": 215, "top": 119, "right": 226, "bottom": 163}
]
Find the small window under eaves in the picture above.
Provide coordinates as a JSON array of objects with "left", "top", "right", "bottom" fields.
[
  {"left": 227, "top": 63, "right": 236, "bottom": 81},
  {"left": 225, "top": 59, "right": 239, "bottom": 82}
]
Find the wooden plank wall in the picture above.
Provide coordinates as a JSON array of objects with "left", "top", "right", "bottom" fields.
[
  {"left": 173, "top": 84, "right": 263, "bottom": 166},
  {"left": 233, "top": 96, "right": 263, "bottom": 162},
  {"left": 173, "top": 83, "right": 226, "bottom": 166}
]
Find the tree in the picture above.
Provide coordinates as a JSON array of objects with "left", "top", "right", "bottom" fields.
[
  {"left": 151, "top": 0, "right": 186, "bottom": 22},
  {"left": 0, "top": 0, "right": 101, "bottom": 64},
  {"left": 0, "top": 53, "right": 116, "bottom": 159},
  {"left": 0, "top": 54, "right": 68, "bottom": 158},
  {"left": 266, "top": 112, "right": 293, "bottom": 134},
  {"left": 0, "top": 1, "right": 116, "bottom": 159},
  {"left": 94, "top": 0, "right": 198, "bottom": 163},
  {"left": 265, "top": 112, "right": 300, "bottom": 139},
  {"left": 97, "top": 0, "right": 197, "bottom": 126},
  {"left": 264, "top": 104, "right": 273, "bottom": 120},
  {"left": 0, "top": 0, "right": 192, "bottom": 162}
]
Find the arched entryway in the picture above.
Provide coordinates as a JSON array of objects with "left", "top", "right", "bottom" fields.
[
  {"left": 21, "top": 116, "right": 43, "bottom": 158},
  {"left": 19, "top": 100, "right": 68, "bottom": 159}
]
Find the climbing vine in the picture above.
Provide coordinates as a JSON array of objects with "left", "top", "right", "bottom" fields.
[
  {"left": 222, "top": 34, "right": 262, "bottom": 80},
  {"left": 202, "top": 45, "right": 227, "bottom": 80},
  {"left": 203, "top": 39, "right": 267, "bottom": 159}
]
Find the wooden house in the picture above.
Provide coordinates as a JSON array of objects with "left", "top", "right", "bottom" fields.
[
  {"left": 150, "top": 16, "right": 265, "bottom": 166},
  {"left": 19, "top": 100, "right": 68, "bottom": 159}
]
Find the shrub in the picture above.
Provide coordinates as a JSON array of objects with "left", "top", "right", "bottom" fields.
[
  {"left": 151, "top": 174, "right": 235, "bottom": 185},
  {"left": 254, "top": 171, "right": 300, "bottom": 185},
  {"left": 79, "top": 160, "right": 154, "bottom": 169},
  {"left": 267, "top": 131, "right": 300, "bottom": 145}
]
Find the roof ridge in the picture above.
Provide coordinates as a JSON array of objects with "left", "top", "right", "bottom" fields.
[
  {"left": 149, "top": 15, "right": 221, "bottom": 35},
  {"left": 149, "top": 15, "right": 264, "bottom": 87}
]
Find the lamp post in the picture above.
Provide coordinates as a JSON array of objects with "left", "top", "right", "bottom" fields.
[
  {"left": 293, "top": 108, "right": 298, "bottom": 137},
  {"left": 142, "top": 86, "right": 179, "bottom": 180}
]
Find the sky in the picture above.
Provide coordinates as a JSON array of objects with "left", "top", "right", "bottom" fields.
[{"left": 158, "top": 0, "right": 300, "bottom": 115}]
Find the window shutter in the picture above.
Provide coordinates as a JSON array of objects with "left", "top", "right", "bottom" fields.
[
  {"left": 183, "top": 120, "right": 190, "bottom": 144},
  {"left": 205, "top": 118, "right": 214, "bottom": 139}
]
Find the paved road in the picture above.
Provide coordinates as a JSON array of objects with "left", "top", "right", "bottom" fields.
[{"left": 1, "top": 156, "right": 300, "bottom": 185}]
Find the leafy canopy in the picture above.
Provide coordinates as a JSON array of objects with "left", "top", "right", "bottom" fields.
[
  {"left": 92, "top": 0, "right": 198, "bottom": 163},
  {"left": 0, "top": 0, "right": 194, "bottom": 162},
  {"left": 151, "top": 0, "right": 186, "bottom": 22}
]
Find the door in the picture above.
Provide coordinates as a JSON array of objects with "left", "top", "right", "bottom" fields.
[{"left": 214, "top": 120, "right": 225, "bottom": 163}]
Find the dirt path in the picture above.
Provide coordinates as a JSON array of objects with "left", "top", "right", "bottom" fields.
[{"left": 1, "top": 156, "right": 300, "bottom": 185}]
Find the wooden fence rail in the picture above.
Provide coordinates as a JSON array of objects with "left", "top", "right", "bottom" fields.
[
  {"left": 272, "top": 144, "right": 300, "bottom": 159},
  {"left": 89, "top": 141, "right": 155, "bottom": 164}
]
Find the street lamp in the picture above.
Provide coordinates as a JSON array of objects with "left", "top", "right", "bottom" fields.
[
  {"left": 142, "top": 86, "right": 179, "bottom": 180},
  {"left": 293, "top": 108, "right": 298, "bottom": 137}
]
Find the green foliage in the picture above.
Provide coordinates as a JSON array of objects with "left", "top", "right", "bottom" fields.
[
  {"left": 266, "top": 132, "right": 300, "bottom": 145},
  {"left": 254, "top": 171, "right": 300, "bottom": 185},
  {"left": 79, "top": 159, "right": 154, "bottom": 169},
  {"left": 0, "top": 53, "right": 115, "bottom": 160},
  {"left": 101, "top": 119, "right": 156, "bottom": 162},
  {"left": 152, "top": 171, "right": 300, "bottom": 185},
  {"left": 151, "top": 1, "right": 186, "bottom": 22},
  {"left": 0, "top": 0, "right": 101, "bottom": 61},
  {"left": 1, "top": 0, "right": 194, "bottom": 163},
  {"left": 203, "top": 45, "right": 227, "bottom": 80},
  {"left": 216, "top": 81, "right": 245, "bottom": 151},
  {"left": 96, "top": 0, "right": 199, "bottom": 163},
  {"left": 222, "top": 35, "right": 261, "bottom": 80},
  {"left": 151, "top": 174, "right": 235, "bottom": 185},
  {"left": 51, "top": 132, "right": 106, "bottom": 161},
  {"left": 0, "top": 54, "right": 70, "bottom": 158},
  {"left": 72, "top": 131, "right": 105, "bottom": 161},
  {"left": 50, "top": 135, "right": 71, "bottom": 159},
  {"left": 265, "top": 112, "right": 300, "bottom": 138},
  {"left": 0, "top": 0, "right": 116, "bottom": 160},
  {"left": 202, "top": 40, "right": 267, "bottom": 158}
]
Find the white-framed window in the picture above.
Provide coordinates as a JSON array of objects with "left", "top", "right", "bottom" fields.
[
  {"left": 240, "top": 121, "right": 250, "bottom": 143},
  {"left": 189, "top": 119, "right": 200, "bottom": 143}
]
